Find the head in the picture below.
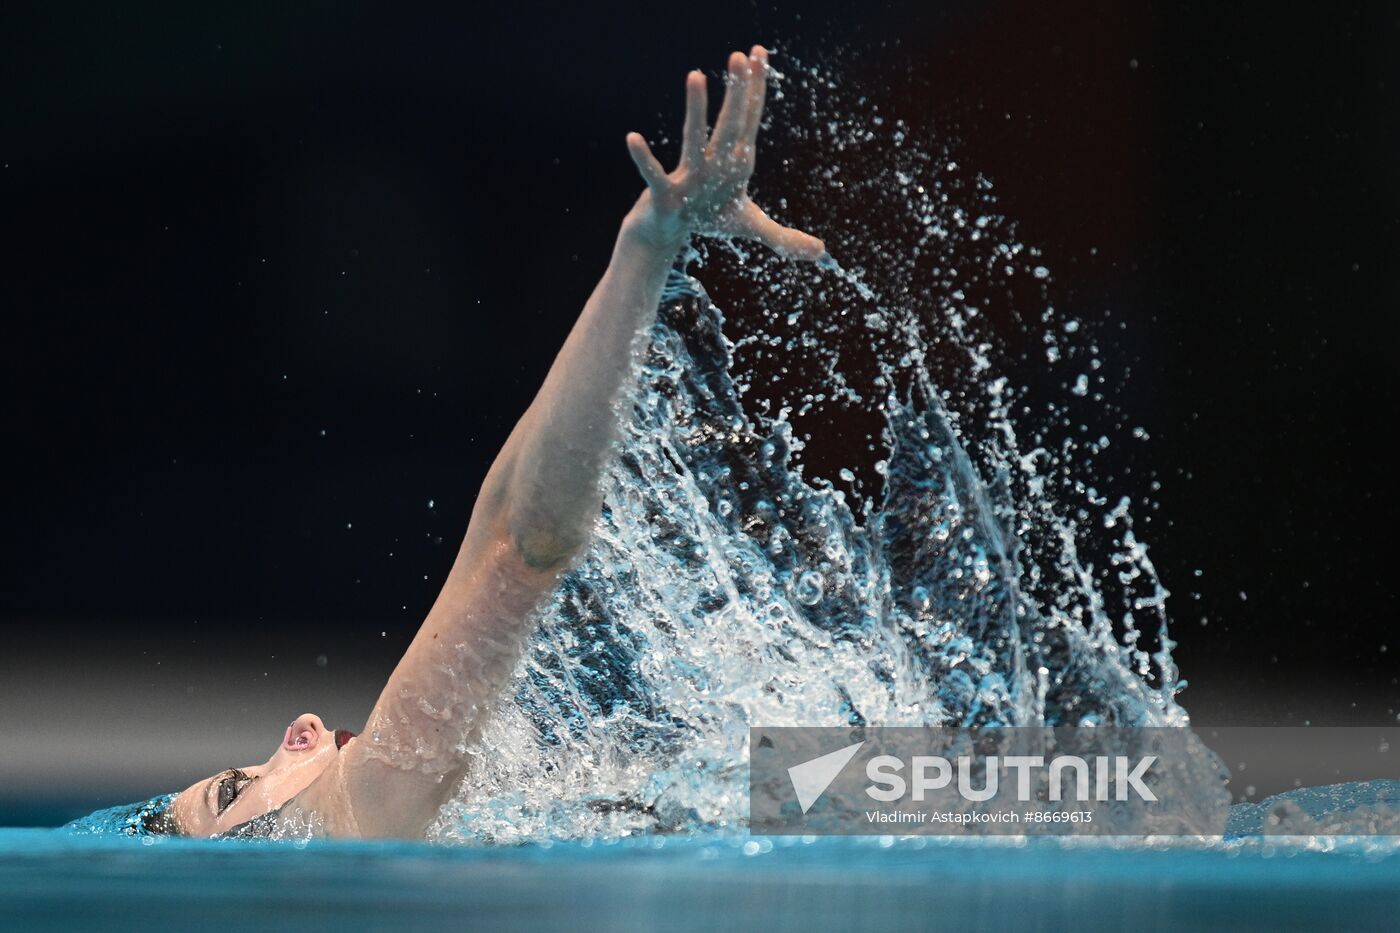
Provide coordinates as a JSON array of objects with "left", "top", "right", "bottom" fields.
[{"left": 167, "top": 712, "right": 355, "bottom": 837}]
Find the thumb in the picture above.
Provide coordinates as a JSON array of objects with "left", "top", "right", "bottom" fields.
[{"left": 734, "top": 201, "right": 827, "bottom": 261}]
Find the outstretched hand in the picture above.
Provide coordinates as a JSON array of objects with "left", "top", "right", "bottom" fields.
[{"left": 623, "top": 45, "right": 826, "bottom": 262}]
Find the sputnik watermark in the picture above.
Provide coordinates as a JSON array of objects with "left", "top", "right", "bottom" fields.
[
  {"left": 864, "top": 809, "right": 1091, "bottom": 826},
  {"left": 753, "top": 726, "right": 1233, "bottom": 836},
  {"left": 787, "top": 741, "right": 864, "bottom": 813},
  {"left": 864, "top": 753, "right": 1157, "bottom": 803},
  {"left": 787, "top": 740, "right": 1154, "bottom": 823},
  {"left": 756, "top": 726, "right": 1400, "bottom": 835}
]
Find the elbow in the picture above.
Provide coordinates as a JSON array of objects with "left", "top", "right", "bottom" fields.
[
  {"left": 487, "top": 445, "right": 596, "bottom": 573},
  {"left": 510, "top": 519, "right": 589, "bottom": 573}
]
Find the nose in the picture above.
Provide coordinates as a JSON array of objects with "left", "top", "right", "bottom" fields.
[{"left": 283, "top": 713, "right": 326, "bottom": 752}]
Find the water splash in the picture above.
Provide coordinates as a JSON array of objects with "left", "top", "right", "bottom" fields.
[
  {"left": 431, "top": 53, "right": 1193, "bottom": 843},
  {"left": 432, "top": 271, "right": 1181, "bottom": 843}
]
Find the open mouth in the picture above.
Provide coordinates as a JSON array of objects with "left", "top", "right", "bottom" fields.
[{"left": 334, "top": 729, "right": 357, "bottom": 750}]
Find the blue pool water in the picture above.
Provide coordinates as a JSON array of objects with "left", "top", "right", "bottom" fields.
[{"left": 3, "top": 830, "right": 1398, "bottom": 932}]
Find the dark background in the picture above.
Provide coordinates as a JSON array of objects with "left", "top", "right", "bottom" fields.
[{"left": 2, "top": 1, "right": 1397, "bottom": 823}]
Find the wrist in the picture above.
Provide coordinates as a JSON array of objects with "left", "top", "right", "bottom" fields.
[{"left": 618, "top": 199, "right": 688, "bottom": 262}]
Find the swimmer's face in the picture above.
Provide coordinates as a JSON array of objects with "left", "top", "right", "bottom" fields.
[{"left": 170, "top": 713, "right": 349, "bottom": 836}]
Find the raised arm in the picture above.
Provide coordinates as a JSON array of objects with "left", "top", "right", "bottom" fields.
[
  {"left": 504, "top": 46, "right": 826, "bottom": 568},
  {"left": 300, "top": 46, "right": 824, "bottom": 838}
]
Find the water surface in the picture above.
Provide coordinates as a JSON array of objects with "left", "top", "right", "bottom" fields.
[{"left": 5, "top": 830, "right": 1398, "bottom": 932}]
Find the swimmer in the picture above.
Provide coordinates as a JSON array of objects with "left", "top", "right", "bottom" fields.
[{"left": 150, "top": 46, "right": 825, "bottom": 839}]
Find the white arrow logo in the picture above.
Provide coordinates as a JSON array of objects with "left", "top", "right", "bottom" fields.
[{"left": 787, "top": 741, "right": 865, "bottom": 813}]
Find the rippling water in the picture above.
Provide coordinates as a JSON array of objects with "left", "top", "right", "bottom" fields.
[{"left": 12, "top": 828, "right": 1400, "bottom": 933}]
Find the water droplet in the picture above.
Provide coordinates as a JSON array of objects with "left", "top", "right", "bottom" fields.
[{"left": 794, "top": 571, "right": 825, "bottom": 606}]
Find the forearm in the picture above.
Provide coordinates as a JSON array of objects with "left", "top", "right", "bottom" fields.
[
  {"left": 471, "top": 45, "right": 820, "bottom": 571},
  {"left": 490, "top": 214, "right": 679, "bottom": 568}
]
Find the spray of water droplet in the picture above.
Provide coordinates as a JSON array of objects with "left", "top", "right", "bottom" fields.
[{"left": 431, "top": 50, "right": 1193, "bottom": 843}]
